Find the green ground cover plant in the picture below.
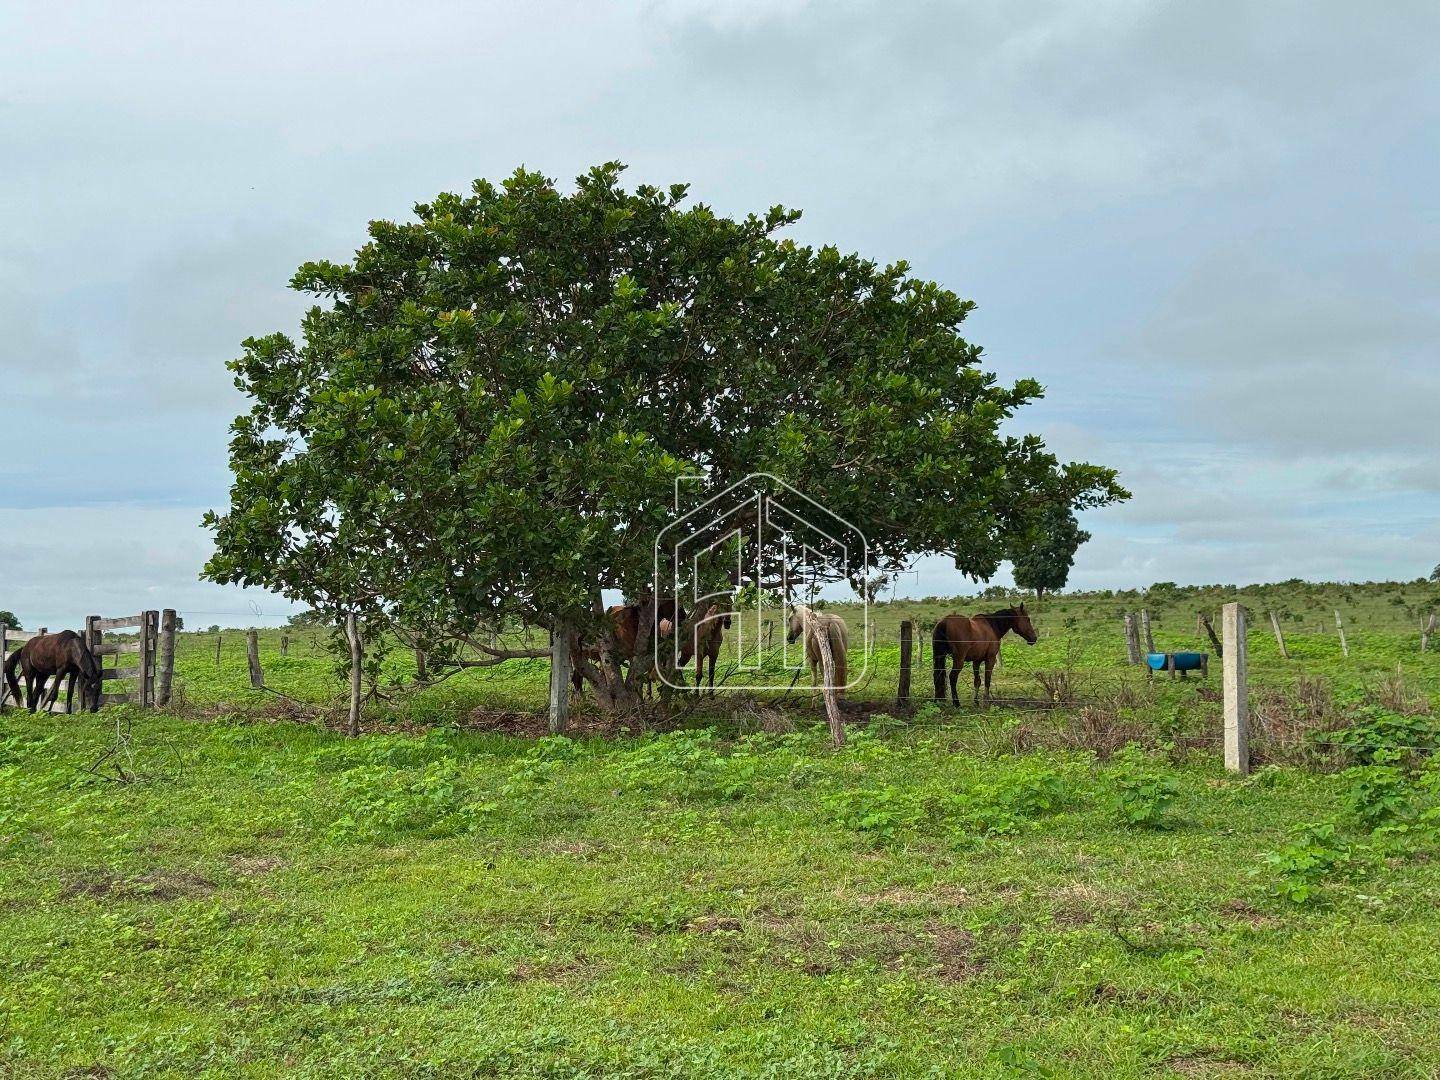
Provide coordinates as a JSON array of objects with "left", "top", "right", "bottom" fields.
[{"left": 3, "top": 580, "right": 1439, "bottom": 1076}]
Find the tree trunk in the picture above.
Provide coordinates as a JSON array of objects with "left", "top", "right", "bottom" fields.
[{"left": 809, "top": 611, "right": 846, "bottom": 747}]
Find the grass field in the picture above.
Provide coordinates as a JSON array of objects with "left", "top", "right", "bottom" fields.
[
  {"left": 4, "top": 579, "right": 1440, "bottom": 1077},
  {"left": 167, "top": 578, "right": 1440, "bottom": 720}
]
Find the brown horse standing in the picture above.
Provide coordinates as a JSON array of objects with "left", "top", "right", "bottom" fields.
[
  {"left": 570, "top": 597, "right": 686, "bottom": 695},
  {"left": 4, "top": 631, "right": 102, "bottom": 714},
  {"left": 679, "top": 601, "right": 731, "bottom": 694},
  {"left": 932, "top": 605, "right": 1037, "bottom": 706}
]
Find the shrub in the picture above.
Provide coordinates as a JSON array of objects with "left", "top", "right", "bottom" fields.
[
  {"left": 1104, "top": 747, "right": 1179, "bottom": 828},
  {"left": 1260, "top": 822, "right": 1366, "bottom": 905}
]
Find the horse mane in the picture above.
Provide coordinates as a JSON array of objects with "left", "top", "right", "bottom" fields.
[{"left": 978, "top": 608, "right": 1018, "bottom": 633}]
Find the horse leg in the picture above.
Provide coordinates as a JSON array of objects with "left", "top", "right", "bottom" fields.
[
  {"left": 42, "top": 673, "right": 64, "bottom": 714},
  {"left": 984, "top": 656, "right": 996, "bottom": 706},
  {"left": 707, "top": 652, "right": 716, "bottom": 695},
  {"left": 948, "top": 663, "right": 960, "bottom": 707},
  {"left": 972, "top": 661, "right": 982, "bottom": 707},
  {"left": 44, "top": 670, "right": 66, "bottom": 712}
]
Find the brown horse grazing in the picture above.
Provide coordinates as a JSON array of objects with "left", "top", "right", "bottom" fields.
[
  {"left": 932, "top": 605, "right": 1037, "bottom": 707},
  {"left": 4, "top": 631, "right": 102, "bottom": 714},
  {"left": 570, "top": 597, "right": 687, "bottom": 695},
  {"left": 679, "top": 601, "right": 732, "bottom": 694}
]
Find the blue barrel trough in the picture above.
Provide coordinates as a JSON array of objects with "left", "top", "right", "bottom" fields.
[{"left": 1146, "top": 651, "right": 1209, "bottom": 678}]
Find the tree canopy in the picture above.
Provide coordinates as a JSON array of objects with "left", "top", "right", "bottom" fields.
[
  {"left": 0, "top": 611, "right": 20, "bottom": 631},
  {"left": 1010, "top": 504, "right": 1093, "bottom": 600},
  {"left": 203, "top": 163, "right": 1126, "bottom": 701}
]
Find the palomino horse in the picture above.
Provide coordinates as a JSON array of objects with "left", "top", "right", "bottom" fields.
[
  {"left": 3, "top": 631, "right": 102, "bottom": 714},
  {"left": 680, "top": 601, "right": 732, "bottom": 694},
  {"left": 786, "top": 603, "right": 849, "bottom": 700},
  {"left": 932, "top": 605, "right": 1037, "bottom": 706},
  {"left": 570, "top": 597, "right": 687, "bottom": 695}
]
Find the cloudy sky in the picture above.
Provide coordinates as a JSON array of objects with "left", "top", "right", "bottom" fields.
[{"left": 2, "top": 0, "right": 1437, "bottom": 628}]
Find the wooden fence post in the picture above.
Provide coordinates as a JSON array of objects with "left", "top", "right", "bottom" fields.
[
  {"left": 1335, "top": 610, "right": 1349, "bottom": 658},
  {"left": 139, "top": 611, "right": 157, "bottom": 708},
  {"left": 548, "top": 624, "right": 571, "bottom": 735},
  {"left": 215, "top": 634, "right": 222, "bottom": 666},
  {"left": 280, "top": 634, "right": 290, "bottom": 658},
  {"left": 1140, "top": 609, "right": 1155, "bottom": 655},
  {"left": 1199, "top": 612, "right": 1223, "bottom": 658},
  {"left": 1222, "top": 603, "right": 1249, "bottom": 776},
  {"left": 157, "top": 609, "right": 177, "bottom": 706},
  {"left": 345, "top": 613, "right": 362, "bottom": 737},
  {"left": 0, "top": 625, "right": 8, "bottom": 709},
  {"left": 1422, "top": 613, "right": 1436, "bottom": 654},
  {"left": 1123, "top": 613, "right": 1141, "bottom": 664},
  {"left": 897, "top": 620, "right": 913, "bottom": 706},
  {"left": 1268, "top": 610, "right": 1289, "bottom": 660},
  {"left": 246, "top": 629, "right": 264, "bottom": 689},
  {"left": 85, "top": 617, "right": 101, "bottom": 706}
]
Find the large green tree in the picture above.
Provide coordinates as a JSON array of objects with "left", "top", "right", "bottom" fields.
[
  {"left": 204, "top": 164, "right": 1126, "bottom": 709},
  {"left": 1010, "top": 504, "right": 1093, "bottom": 601}
]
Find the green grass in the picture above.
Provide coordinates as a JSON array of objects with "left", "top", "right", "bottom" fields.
[
  {"left": 4, "top": 578, "right": 1440, "bottom": 1076},
  {"left": 4, "top": 713, "right": 1440, "bottom": 1077},
  {"left": 163, "top": 579, "right": 1440, "bottom": 720}
]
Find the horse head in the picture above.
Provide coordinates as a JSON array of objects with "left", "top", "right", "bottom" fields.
[
  {"left": 785, "top": 604, "right": 809, "bottom": 644},
  {"left": 1011, "top": 603, "right": 1038, "bottom": 645}
]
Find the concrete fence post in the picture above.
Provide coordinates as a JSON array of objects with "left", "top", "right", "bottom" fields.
[
  {"left": 1335, "top": 610, "right": 1349, "bottom": 658},
  {"left": 1223, "top": 602, "right": 1250, "bottom": 776}
]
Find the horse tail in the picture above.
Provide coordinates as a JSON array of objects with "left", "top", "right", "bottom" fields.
[
  {"left": 829, "top": 620, "right": 847, "bottom": 691},
  {"left": 932, "top": 619, "right": 951, "bottom": 697},
  {"left": 3, "top": 645, "right": 22, "bottom": 705}
]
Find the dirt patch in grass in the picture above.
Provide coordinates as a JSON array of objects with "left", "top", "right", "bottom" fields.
[
  {"left": 59, "top": 867, "right": 216, "bottom": 902},
  {"left": 757, "top": 914, "right": 985, "bottom": 982},
  {"left": 1049, "top": 882, "right": 1128, "bottom": 927},
  {"left": 1218, "top": 898, "right": 1280, "bottom": 929},
  {"left": 850, "top": 884, "right": 974, "bottom": 910},
  {"left": 687, "top": 915, "right": 744, "bottom": 934},
  {"left": 227, "top": 854, "right": 286, "bottom": 877},
  {"left": 465, "top": 708, "right": 640, "bottom": 739}
]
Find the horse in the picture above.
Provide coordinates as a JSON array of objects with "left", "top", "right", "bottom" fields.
[
  {"left": 932, "top": 604, "right": 1037, "bottom": 707},
  {"left": 786, "top": 603, "right": 849, "bottom": 700},
  {"left": 680, "top": 600, "right": 732, "bottom": 694},
  {"left": 4, "top": 631, "right": 102, "bottom": 714},
  {"left": 570, "top": 597, "right": 686, "bottom": 695}
]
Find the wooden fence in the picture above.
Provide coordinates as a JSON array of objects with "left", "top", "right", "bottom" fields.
[{"left": 0, "top": 610, "right": 176, "bottom": 712}]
